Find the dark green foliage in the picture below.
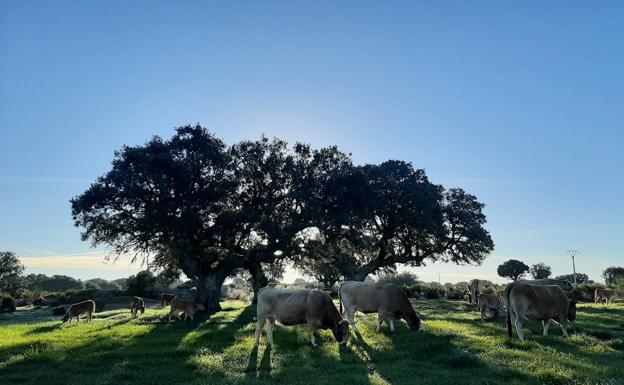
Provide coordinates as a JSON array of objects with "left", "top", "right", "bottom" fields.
[
  {"left": 602, "top": 266, "right": 624, "bottom": 285},
  {"left": 0, "top": 252, "right": 25, "bottom": 297},
  {"left": 377, "top": 272, "right": 419, "bottom": 287},
  {"left": 126, "top": 271, "right": 156, "bottom": 296},
  {"left": 497, "top": 259, "right": 530, "bottom": 281},
  {"left": 529, "top": 263, "right": 551, "bottom": 279},
  {"left": 0, "top": 296, "right": 16, "bottom": 313},
  {"left": 25, "top": 274, "right": 84, "bottom": 292},
  {"left": 555, "top": 273, "right": 589, "bottom": 284}
]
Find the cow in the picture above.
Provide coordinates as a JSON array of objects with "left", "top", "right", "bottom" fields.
[
  {"left": 161, "top": 293, "right": 176, "bottom": 307},
  {"left": 520, "top": 279, "right": 573, "bottom": 291},
  {"left": 131, "top": 296, "right": 146, "bottom": 318},
  {"left": 477, "top": 293, "right": 502, "bottom": 322},
  {"left": 168, "top": 298, "right": 205, "bottom": 321},
  {"left": 505, "top": 282, "right": 577, "bottom": 341},
  {"left": 468, "top": 279, "right": 493, "bottom": 305},
  {"left": 254, "top": 287, "right": 350, "bottom": 347},
  {"left": 594, "top": 288, "right": 615, "bottom": 304},
  {"left": 62, "top": 300, "right": 96, "bottom": 323},
  {"left": 339, "top": 281, "right": 422, "bottom": 337}
]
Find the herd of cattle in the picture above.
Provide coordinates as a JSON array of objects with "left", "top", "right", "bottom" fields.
[{"left": 58, "top": 279, "right": 618, "bottom": 345}]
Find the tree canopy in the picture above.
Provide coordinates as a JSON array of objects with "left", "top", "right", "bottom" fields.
[
  {"left": 530, "top": 262, "right": 552, "bottom": 279},
  {"left": 497, "top": 259, "right": 529, "bottom": 281},
  {"left": 71, "top": 125, "right": 493, "bottom": 315},
  {"left": 602, "top": 266, "right": 624, "bottom": 286},
  {"left": 0, "top": 252, "right": 25, "bottom": 297}
]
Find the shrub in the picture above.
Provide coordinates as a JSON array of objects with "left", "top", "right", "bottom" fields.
[
  {"left": 0, "top": 296, "right": 16, "bottom": 313},
  {"left": 445, "top": 285, "right": 466, "bottom": 300},
  {"left": 423, "top": 287, "right": 441, "bottom": 299}
]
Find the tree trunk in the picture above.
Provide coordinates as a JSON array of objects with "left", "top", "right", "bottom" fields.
[
  {"left": 197, "top": 272, "right": 226, "bottom": 315},
  {"left": 249, "top": 262, "right": 269, "bottom": 304}
]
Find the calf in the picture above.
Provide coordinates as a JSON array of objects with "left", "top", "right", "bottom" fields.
[
  {"left": 477, "top": 293, "right": 502, "bottom": 322},
  {"left": 131, "top": 296, "right": 146, "bottom": 318},
  {"left": 62, "top": 300, "right": 96, "bottom": 323},
  {"left": 594, "top": 288, "right": 615, "bottom": 304},
  {"left": 168, "top": 298, "right": 205, "bottom": 321},
  {"left": 255, "top": 287, "right": 350, "bottom": 347},
  {"left": 161, "top": 293, "right": 176, "bottom": 307},
  {"left": 505, "top": 282, "right": 576, "bottom": 341}
]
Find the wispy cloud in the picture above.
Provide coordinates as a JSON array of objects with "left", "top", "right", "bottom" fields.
[{"left": 19, "top": 253, "right": 144, "bottom": 271}]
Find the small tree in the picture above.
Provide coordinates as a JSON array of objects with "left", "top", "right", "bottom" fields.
[
  {"left": 530, "top": 263, "right": 552, "bottom": 279},
  {"left": 555, "top": 273, "right": 589, "bottom": 284},
  {"left": 497, "top": 259, "right": 529, "bottom": 281},
  {"left": 127, "top": 270, "right": 156, "bottom": 296},
  {"left": 377, "top": 272, "right": 419, "bottom": 287},
  {"left": 602, "top": 266, "right": 624, "bottom": 286},
  {"left": 0, "top": 252, "right": 25, "bottom": 297}
]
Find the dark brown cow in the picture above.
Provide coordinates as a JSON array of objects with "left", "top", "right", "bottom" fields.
[
  {"left": 505, "top": 282, "right": 576, "bottom": 341},
  {"left": 339, "top": 281, "right": 422, "bottom": 337},
  {"left": 594, "top": 288, "right": 615, "bottom": 304},
  {"left": 477, "top": 293, "right": 503, "bottom": 322},
  {"left": 254, "top": 287, "right": 350, "bottom": 347},
  {"left": 161, "top": 293, "right": 176, "bottom": 307},
  {"left": 131, "top": 296, "right": 146, "bottom": 318},
  {"left": 62, "top": 300, "right": 96, "bottom": 323}
]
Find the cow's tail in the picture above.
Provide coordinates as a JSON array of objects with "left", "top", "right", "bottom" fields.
[{"left": 505, "top": 283, "right": 514, "bottom": 338}]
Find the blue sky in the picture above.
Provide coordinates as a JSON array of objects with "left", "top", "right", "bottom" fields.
[{"left": 1, "top": 1, "right": 623, "bottom": 282}]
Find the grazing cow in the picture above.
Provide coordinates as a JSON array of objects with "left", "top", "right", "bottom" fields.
[
  {"left": 468, "top": 279, "right": 493, "bottom": 305},
  {"left": 62, "top": 300, "right": 96, "bottom": 323},
  {"left": 477, "top": 293, "right": 502, "bottom": 322},
  {"left": 339, "top": 281, "right": 422, "bottom": 337},
  {"left": 594, "top": 288, "right": 615, "bottom": 304},
  {"left": 131, "top": 296, "right": 146, "bottom": 318},
  {"left": 505, "top": 282, "right": 577, "bottom": 341},
  {"left": 254, "top": 287, "right": 350, "bottom": 347},
  {"left": 520, "top": 279, "right": 573, "bottom": 291},
  {"left": 168, "top": 298, "right": 205, "bottom": 321},
  {"left": 161, "top": 293, "right": 176, "bottom": 307}
]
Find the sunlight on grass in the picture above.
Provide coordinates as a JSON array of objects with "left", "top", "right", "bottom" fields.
[{"left": 0, "top": 300, "right": 622, "bottom": 385}]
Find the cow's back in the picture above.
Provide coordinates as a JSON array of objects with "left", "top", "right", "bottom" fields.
[
  {"left": 257, "top": 287, "right": 310, "bottom": 325},
  {"left": 508, "top": 283, "right": 568, "bottom": 319}
]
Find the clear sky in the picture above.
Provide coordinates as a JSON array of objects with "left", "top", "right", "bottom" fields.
[{"left": 1, "top": 1, "right": 623, "bottom": 283}]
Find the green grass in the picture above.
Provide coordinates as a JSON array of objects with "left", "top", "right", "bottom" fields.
[{"left": 1, "top": 300, "right": 623, "bottom": 385}]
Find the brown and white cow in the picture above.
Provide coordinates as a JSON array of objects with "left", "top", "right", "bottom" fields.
[
  {"left": 505, "top": 282, "right": 577, "bottom": 341},
  {"left": 62, "top": 300, "right": 96, "bottom": 323},
  {"left": 468, "top": 279, "right": 493, "bottom": 305},
  {"left": 254, "top": 287, "right": 350, "bottom": 347},
  {"left": 477, "top": 293, "right": 502, "bottom": 322},
  {"left": 161, "top": 293, "right": 176, "bottom": 307},
  {"left": 131, "top": 296, "right": 146, "bottom": 318},
  {"left": 594, "top": 288, "right": 615, "bottom": 304},
  {"left": 168, "top": 298, "right": 205, "bottom": 321},
  {"left": 339, "top": 281, "right": 422, "bottom": 337}
]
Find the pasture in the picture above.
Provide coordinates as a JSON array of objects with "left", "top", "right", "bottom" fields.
[{"left": 1, "top": 300, "right": 623, "bottom": 385}]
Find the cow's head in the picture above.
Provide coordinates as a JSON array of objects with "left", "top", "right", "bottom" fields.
[
  {"left": 567, "top": 301, "right": 577, "bottom": 322},
  {"left": 405, "top": 309, "right": 423, "bottom": 331},
  {"left": 61, "top": 312, "right": 70, "bottom": 323},
  {"left": 332, "top": 319, "right": 350, "bottom": 344}
]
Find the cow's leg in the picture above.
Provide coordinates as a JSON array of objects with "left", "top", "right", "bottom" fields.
[
  {"left": 542, "top": 319, "right": 550, "bottom": 336},
  {"left": 266, "top": 319, "right": 275, "bottom": 348},
  {"left": 346, "top": 307, "right": 362, "bottom": 338},
  {"left": 480, "top": 307, "right": 486, "bottom": 322},
  {"left": 168, "top": 309, "right": 174, "bottom": 322},
  {"left": 254, "top": 317, "right": 266, "bottom": 347},
  {"left": 559, "top": 320, "right": 570, "bottom": 338},
  {"left": 375, "top": 314, "right": 383, "bottom": 333},
  {"left": 389, "top": 318, "right": 395, "bottom": 332},
  {"left": 189, "top": 312, "right": 194, "bottom": 321},
  {"left": 76, "top": 315, "right": 80, "bottom": 322},
  {"left": 309, "top": 326, "right": 318, "bottom": 346},
  {"left": 512, "top": 312, "right": 524, "bottom": 341}
]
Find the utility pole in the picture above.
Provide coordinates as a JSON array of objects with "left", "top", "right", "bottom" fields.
[{"left": 567, "top": 250, "right": 579, "bottom": 286}]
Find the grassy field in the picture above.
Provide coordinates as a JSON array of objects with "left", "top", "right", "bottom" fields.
[{"left": 1, "top": 299, "right": 623, "bottom": 385}]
